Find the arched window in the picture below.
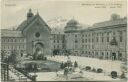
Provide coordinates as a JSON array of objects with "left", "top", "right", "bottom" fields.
[
  {"left": 82, "top": 39, "right": 84, "bottom": 43},
  {"left": 75, "top": 40, "right": 78, "bottom": 43}
]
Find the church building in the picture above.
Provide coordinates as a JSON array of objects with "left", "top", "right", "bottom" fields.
[{"left": 1, "top": 9, "right": 51, "bottom": 57}]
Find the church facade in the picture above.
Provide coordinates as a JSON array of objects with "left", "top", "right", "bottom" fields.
[
  {"left": 1, "top": 9, "right": 51, "bottom": 56},
  {"left": 1, "top": 9, "right": 127, "bottom": 61}
]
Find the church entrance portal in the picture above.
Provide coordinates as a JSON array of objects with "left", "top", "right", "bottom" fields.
[
  {"left": 35, "top": 42, "right": 44, "bottom": 54},
  {"left": 33, "top": 42, "right": 44, "bottom": 60}
]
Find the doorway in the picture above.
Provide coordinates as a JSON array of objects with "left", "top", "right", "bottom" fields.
[
  {"left": 33, "top": 42, "right": 44, "bottom": 60},
  {"left": 112, "top": 53, "right": 116, "bottom": 60}
]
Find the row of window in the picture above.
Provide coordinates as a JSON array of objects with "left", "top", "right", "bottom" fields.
[
  {"left": 81, "top": 51, "right": 108, "bottom": 55},
  {"left": 81, "top": 51, "right": 121, "bottom": 56},
  {"left": 66, "top": 36, "right": 123, "bottom": 44},
  {"left": 81, "top": 36, "right": 123, "bottom": 43},
  {"left": 2, "top": 45, "right": 25, "bottom": 50},
  {"left": 53, "top": 35, "right": 65, "bottom": 39},
  {"left": 53, "top": 40, "right": 64, "bottom": 43},
  {"left": 2, "top": 38, "right": 25, "bottom": 43},
  {"left": 82, "top": 45, "right": 94, "bottom": 49},
  {"left": 81, "top": 31, "right": 123, "bottom": 37},
  {"left": 53, "top": 45, "right": 65, "bottom": 49},
  {"left": 66, "top": 34, "right": 79, "bottom": 38}
]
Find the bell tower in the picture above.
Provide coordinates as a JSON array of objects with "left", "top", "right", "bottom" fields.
[{"left": 27, "top": 9, "right": 34, "bottom": 20}]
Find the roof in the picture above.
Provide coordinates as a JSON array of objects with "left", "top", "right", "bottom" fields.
[
  {"left": 17, "top": 13, "right": 51, "bottom": 31},
  {"left": 17, "top": 16, "right": 36, "bottom": 31},
  {"left": 81, "top": 17, "right": 127, "bottom": 32},
  {"left": 64, "top": 29, "right": 81, "bottom": 33},
  {"left": 1, "top": 29, "right": 24, "bottom": 37},
  {"left": 67, "top": 19, "right": 78, "bottom": 25},
  {"left": 65, "top": 19, "right": 82, "bottom": 29},
  {"left": 93, "top": 17, "right": 127, "bottom": 28}
]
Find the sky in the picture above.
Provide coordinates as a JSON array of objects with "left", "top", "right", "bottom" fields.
[{"left": 1, "top": 0, "right": 127, "bottom": 29}]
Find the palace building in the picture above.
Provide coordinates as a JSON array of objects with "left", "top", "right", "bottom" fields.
[
  {"left": 64, "top": 14, "right": 127, "bottom": 61},
  {"left": 80, "top": 14, "right": 127, "bottom": 60},
  {"left": 1, "top": 9, "right": 127, "bottom": 61}
]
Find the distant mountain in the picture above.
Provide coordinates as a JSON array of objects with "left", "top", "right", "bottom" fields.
[
  {"left": 47, "top": 17, "right": 90, "bottom": 34},
  {"left": 47, "top": 17, "right": 68, "bottom": 34},
  {"left": 47, "top": 17, "right": 68, "bottom": 29}
]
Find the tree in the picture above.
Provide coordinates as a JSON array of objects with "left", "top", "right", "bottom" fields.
[
  {"left": 64, "top": 62, "right": 68, "bottom": 68},
  {"left": 8, "top": 50, "right": 17, "bottom": 65},
  {"left": 60, "top": 62, "right": 64, "bottom": 69},
  {"left": 74, "top": 61, "right": 78, "bottom": 67},
  {"left": 1, "top": 51, "right": 5, "bottom": 62},
  {"left": 111, "top": 71, "right": 117, "bottom": 78}
]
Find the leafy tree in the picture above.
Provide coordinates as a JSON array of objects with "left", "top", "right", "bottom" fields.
[
  {"left": 111, "top": 71, "right": 117, "bottom": 78},
  {"left": 60, "top": 62, "right": 64, "bottom": 69},
  {"left": 64, "top": 62, "right": 68, "bottom": 68},
  {"left": 8, "top": 50, "right": 17, "bottom": 65}
]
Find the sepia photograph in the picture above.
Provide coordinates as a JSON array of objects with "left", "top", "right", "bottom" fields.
[{"left": 0, "top": 0, "right": 127, "bottom": 82}]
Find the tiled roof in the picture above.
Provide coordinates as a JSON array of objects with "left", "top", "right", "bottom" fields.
[
  {"left": 17, "top": 16, "right": 36, "bottom": 31},
  {"left": 17, "top": 14, "right": 51, "bottom": 31},
  {"left": 1, "top": 29, "right": 23, "bottom": 37}
]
